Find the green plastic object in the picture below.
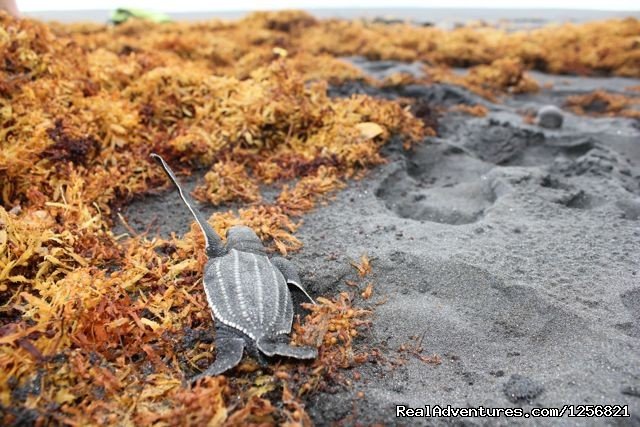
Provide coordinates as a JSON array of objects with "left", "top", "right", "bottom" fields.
[{"left": 110, "top": 8, "right": 172, "bottom": 24}]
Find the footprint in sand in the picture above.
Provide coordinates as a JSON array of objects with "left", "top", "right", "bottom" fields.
[
  {"left": 375, "top": 141, "right": 496, "bottom": 225},
  {"left": 376, "top": 114, "right": 640, "bottom": 224}
]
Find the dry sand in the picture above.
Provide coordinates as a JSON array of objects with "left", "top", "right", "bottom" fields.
[{"left": 120, "top": 60, "right": 640, "bottom": 425}]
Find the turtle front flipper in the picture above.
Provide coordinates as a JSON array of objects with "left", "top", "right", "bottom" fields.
[
  {"left": 270, "top": 257, "right": 316, "bottom": 304},
  {"left": 150, "top": 153, "right": 225, "bottom": 258},
  {"left": 190, "top": 335, "right": 245, "bottom": 383},
  {"left": 257, "top": 335, "right": 318, "bottom": 359}
]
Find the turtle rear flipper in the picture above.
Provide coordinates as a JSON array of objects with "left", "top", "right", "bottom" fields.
[
  {"left": 190, "top": 336, "right": 245, "bottom": 383},
  {"left": 257, "top": 336, "right": 317, "bottom": 359}
]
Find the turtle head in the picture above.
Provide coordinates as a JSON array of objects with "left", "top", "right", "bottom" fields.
[{"left": 225, "top": 225, "right": 265, "bottom": 254}]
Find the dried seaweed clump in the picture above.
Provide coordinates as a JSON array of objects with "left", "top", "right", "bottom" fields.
[
  {"left": 425, "top": 58, "right": 539, "bottom": 100},
  {"left": 450, "top": 104, "right": 489, "bottom": 117},
  {"left": 299, "top": 16, "right": 640, "bottom": 77},
  {"left": 295, "top": 294, "right": 372, "bottom": 372},
  {"left": 277, "top": 166, "right": 346, "bottom": 216},
  {"left": 565, "top": 90, "right": 640, "bottom": 119},
  {"left": 192, "top": 160, "right": 261, "bottom": 205}
]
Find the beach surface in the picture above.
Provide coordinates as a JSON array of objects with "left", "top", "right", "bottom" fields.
[{"left": 119, "top": 57, "right": 640, "bottom": 424}]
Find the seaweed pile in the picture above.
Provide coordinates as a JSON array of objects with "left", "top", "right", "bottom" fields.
[
  {"left": 565, "top": 90, "right": 640, "bottom": 119},
  {"left": 298, "top": 14, "right": 640, "bottom": 76},
  {"left": 1, "top": 10, "right": 639, "bottom": 425}
]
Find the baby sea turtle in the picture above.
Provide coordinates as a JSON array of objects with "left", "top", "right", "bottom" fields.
[{"left": 150, "top": 154, "right": 318, "bottom": 381}]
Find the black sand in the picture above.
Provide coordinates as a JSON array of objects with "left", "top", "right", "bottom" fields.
[{"left": 118, "top": 61, "right": 640, "bottom": 425}]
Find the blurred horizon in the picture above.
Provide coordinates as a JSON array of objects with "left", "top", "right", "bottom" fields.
[
  {"left": 22, "top": 7, "right": 640, "bottom": 27},
  {"left": 19, "top": 1, "right": 640, "bottom": 12}
]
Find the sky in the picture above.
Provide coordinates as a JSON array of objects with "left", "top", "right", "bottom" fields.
[{"left": 19, "top": 1, "right": 640, "bottom": 12}]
